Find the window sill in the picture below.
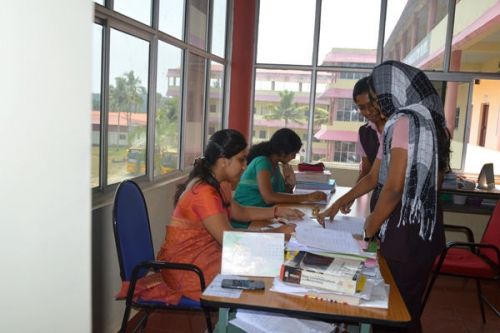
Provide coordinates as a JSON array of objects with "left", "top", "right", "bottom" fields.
[{"left": 91, "top": 170, "right": 188, "bottom": 210}]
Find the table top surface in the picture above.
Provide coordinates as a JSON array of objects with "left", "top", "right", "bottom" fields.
[{"left": 201, "top": 187, "right": 411, "bottom": 326}]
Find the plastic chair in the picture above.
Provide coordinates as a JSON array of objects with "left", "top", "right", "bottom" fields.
[
  {"left": 422, "top": 200, "right": 500, "bottom": 322},
  {"left": 113, "top": 180, "right": 213, "bottom": 333}
]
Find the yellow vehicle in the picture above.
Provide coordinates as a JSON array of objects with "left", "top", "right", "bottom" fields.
[
  {"left": 127, "top": 147, "right": 177, "bottom": 175},
  {"left": 126, "top": 147, "right": 146, "bottom": 175}
]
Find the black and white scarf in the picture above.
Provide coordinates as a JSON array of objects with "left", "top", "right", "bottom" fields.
[{"left": 371, "top": 61, "right": 445, "bottom": 241}]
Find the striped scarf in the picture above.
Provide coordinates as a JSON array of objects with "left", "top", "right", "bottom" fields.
[{"left": 371, "top": 61, "right": 445, "bottom": 241}]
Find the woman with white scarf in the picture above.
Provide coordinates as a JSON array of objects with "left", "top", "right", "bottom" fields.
[{"left": 319, "top": 60, "right": 451, "bottom": 333}]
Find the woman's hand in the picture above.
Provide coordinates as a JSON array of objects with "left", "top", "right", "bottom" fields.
[
  {"left": 276, "top": 207, "right": 304, "bottom": 220},
  {"left": 274, "top": 223, "right": 296, "bottom": 241},
  {"left": 307, "top": 191, "right": 328, "bottom": 202},
  {"left": 316, "top": 202, "right": 340, "bottom": 227}
]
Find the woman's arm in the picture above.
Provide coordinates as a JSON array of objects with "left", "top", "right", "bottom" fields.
[
  {"left": 256, "top": 169, "right": 326, "bottom": 204},
  {"left": 364, "top": 147, "right": 407, "bottom": 237},
  {"left": 317, "top": 158, "right": 381, "bottom": 224},
  {"left": 203, "top": 209, "right": 299, "bottom": 244},
  {"left": 230, "top": 198, "right": 304, "bottom": 222}
]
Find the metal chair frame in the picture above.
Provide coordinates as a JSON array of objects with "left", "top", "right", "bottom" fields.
[{"left": 113, "top": 180, "right": 214, "bottom": 333}]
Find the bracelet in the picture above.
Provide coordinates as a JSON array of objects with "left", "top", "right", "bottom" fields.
[{"left": 273, "top": 206, "right": 279, "bottom": 218}]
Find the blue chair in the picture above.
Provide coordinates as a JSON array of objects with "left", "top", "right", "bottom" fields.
[{"left": 113, "top": 180, "right": 213, "bottom": 333}]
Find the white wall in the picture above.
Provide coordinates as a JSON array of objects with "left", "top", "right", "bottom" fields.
[{"left": 0, "top": 1, "right": 92, "bottom": 332}]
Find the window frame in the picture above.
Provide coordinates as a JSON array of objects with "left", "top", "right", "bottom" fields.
[{"left": 92, "top": 0, "right": 230, "bottom": 194}]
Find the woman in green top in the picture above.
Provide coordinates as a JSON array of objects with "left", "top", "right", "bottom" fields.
[{"left": 232, "top": 128, "right": 327, "bottom": 228}]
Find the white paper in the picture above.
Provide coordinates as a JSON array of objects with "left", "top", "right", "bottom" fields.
[
  {"left": 221, "top": 231, "right": 284, "bottom": 277},
  {"left": 300, "top": 215, "right": 364, "bottom": 236},
  {"left": 295, "top": 225, "right": 362, "bottom": 256},
  {"left": 202, "top": 274, "right": 244, "bottom": 298},
  {"left": 230, "top": 309, "right": 337, "bottom": 333}
]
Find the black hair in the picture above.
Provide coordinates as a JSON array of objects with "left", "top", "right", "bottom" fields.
[
  {"left": 247, "top": 128, "right": 302, "bottom": 163},
  {"left": 352, "top": 76, "right": 372, "bottom": 101},
  {"left": 174, "top": 129, "right": 247, "bottom": 206}
]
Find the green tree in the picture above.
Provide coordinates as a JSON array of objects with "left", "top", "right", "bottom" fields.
[
  {"left": 264, "top": 90, "right": 305, "bottom": 127},
  {"left": 109, "top": 71, "right": 146, "bottom": 146}
]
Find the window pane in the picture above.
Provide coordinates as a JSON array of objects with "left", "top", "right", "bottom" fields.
[
  {"left": 257, "top": 0, "right": 315, "bottom": 65},
  {"left": 159, "top": 0, "right": 185, "bottom": 40},
  {"left": 451, "top": 1, "right": 500, "bottom": 73},
  {"left": 211, "top": 0, "right": 227, "bottom": 57},
  {"left": 383, "top": 0, "right": 448, "bottom": 70},
  {"left": 155, "top": 42, "right": 182, "bottom": 177},
  {"left": 184, "top": 53, "right": 206, "bottom": 167},
  {"left": 95, "top": 0, "right": 104, "bottom": 5},
  {"left": 108, "top": 29, "right": 149, "bottom": 185},
  {"left": 92, "top": 24, "right": 103, "bottom": 188},
  {"left": 252, "top": 69, "right": 311, "bottom": 163},
  {"left": 188, "top": 0, "right": 208, "bottom": 49},
  {"left": 319, "top": 0, "right": 380, "bottom": 67},
  {"left": 114, "top": 0, "right": 152, "bottom": 25},
  {"left": 464, "top": 79, "right": 500, "bottom": 173},
  {"left": 207, "top": 61, "right": 224, "bottom": 142},
  {"left": 312, "top": 70, "right": 370, "bottom": 166}
]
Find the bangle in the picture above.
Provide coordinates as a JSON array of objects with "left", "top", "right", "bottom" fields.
[{"left": 273, "top": 206, "right": 279, "bottom": 218}]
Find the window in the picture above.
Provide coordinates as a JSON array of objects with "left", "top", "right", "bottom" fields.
[
  {"left": 383, "top": 0, "right": 448, "bottom": 70},
  {"left": 254, "top": 0, "right": 500, "bottom": 177},
  {"left": 257, "top": 0, "right": 315, "bottom": 64},
  {"left": 206, "top": 61, "right": 224, "bottom": 142},
  {"left": 93, "top": 1, "right": 229, "bottom": 190},
  {"left": 259, "top": 130, "right": 266, "bottom": 139},
  {"left": 333, "top": 141, "right": 359, "bottom": 164},
  {"left": 155, "top": 42, "right": 182, "bottom": 177},
  {"left": 107, "top": 29, "right": 149, "bottom": 185},
  {"left": 159, "top": 0, "right": 185, "bottom": 40},
  {"left": 114, "top": 0, "right": 152, "bottom": 25},
  {"left": 251, "top": 69, "right": 311, "bottom": 146}
]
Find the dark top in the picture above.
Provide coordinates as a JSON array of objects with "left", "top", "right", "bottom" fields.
[
  {"left": 358, "top": 123, "right": 380, "bottom": 165},
  {"left": 371, "top": 185, "right": 445, "bottom": 263}
]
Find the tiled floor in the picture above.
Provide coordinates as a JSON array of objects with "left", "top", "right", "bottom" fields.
[{"left": 125, "top": 276, "right": 499, "bottom": 333}]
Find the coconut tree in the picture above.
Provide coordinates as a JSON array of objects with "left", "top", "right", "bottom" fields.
[{"left": 264, "top": 90, "right": 305, "bottom": 127}]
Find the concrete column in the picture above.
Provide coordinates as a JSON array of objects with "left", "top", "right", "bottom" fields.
[{"left": 444, "top": 50, "right": 462, "bottom": 137}]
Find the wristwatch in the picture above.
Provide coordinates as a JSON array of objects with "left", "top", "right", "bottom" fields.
[{"left": 363, "top": 229, "right": 371, "bottom": 242}]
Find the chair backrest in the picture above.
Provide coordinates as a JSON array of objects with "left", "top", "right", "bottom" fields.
[
  {"left": 113, "top": 180, "right": 155, "bottom": 281},
  {"left": 480, "top": 200, "right": 500, "bottom": 264}
]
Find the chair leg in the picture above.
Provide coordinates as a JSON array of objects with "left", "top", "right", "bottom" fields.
[
  {"left": 475, "top": 279, "right": 486, "bottom": 323},
  {"left": 421, "top": 271, "right": 439, "bottom": 312},
  {"left": 120, "top": 304, "right": 132, "bottom": 333},
  {"left": 482, "top": 295, "right": 500, "bottom": 317},
  {"left": 203, "top": 307, "right": 214, "bottom": 333}
]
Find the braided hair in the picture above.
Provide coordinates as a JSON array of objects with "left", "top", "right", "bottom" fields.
[{"left": 174, "top": 129, "right": 248, "bottom": 206}]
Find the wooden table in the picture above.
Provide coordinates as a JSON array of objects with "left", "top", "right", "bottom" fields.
[
  {"left": 202, "top": 255, "right": 410, "bottom": 332},
  {"left": 201, "top": 187, "right": 411, "bottom": 332}
]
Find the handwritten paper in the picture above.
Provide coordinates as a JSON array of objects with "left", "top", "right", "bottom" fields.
[
  {"left": 295, "top": 225, "right": 362, "bottom": 256},
  {"left": 221, "top": 231, "right": 284, "bottom": 277}
]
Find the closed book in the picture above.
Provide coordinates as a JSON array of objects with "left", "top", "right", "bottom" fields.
[
  {"left": 306, "top": 290, "right": 362, "bottom": 306},
  {"left": 280, "top": 252, "right": 363, "bottom": 295},
  {"left": 295, "top": 179, "right": 336, "bottom": 191},
  {"left": 295, "top": 170, "right": 332, "bottom": 183}
]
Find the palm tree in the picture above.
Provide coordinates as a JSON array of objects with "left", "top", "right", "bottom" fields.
[
  {"left": 109, "top": 71, "right": 146, "bottom": 146},
  {"left": 264, "top": 90, "right": 305, "bottom": 127}
]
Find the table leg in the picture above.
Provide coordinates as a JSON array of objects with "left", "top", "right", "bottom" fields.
[
  {"left": 214, "top": 308, "right": 230, "bottom": 333},
  {"left": 359, "top": 323, "right": 372, "bottom": 333}
]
